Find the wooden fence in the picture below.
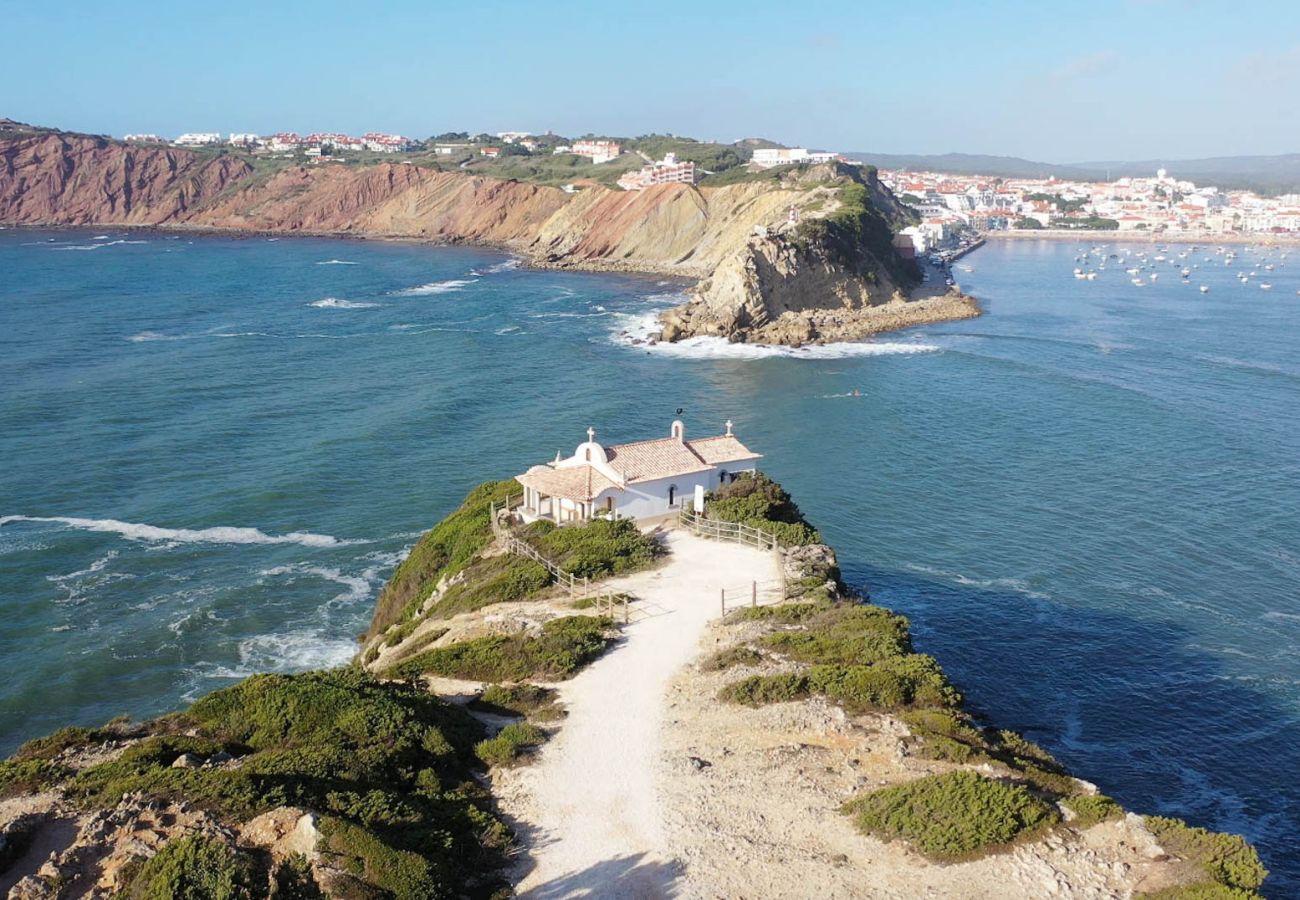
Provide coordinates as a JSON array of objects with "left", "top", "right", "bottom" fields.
[
  {"left": 490, "top": 494, "right": 628, "bottom": 623},
  {"left": 677, "top": 508, "right": 780, "bottom": 551}
]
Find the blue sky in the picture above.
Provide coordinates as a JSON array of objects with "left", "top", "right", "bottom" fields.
[{"left": 4, "top": 0, "right": 1297, "bottom": 161}]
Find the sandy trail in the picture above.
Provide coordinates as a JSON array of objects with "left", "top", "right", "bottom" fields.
[{"left": 507, "top": 530, "right": 781, "bottom": 899}]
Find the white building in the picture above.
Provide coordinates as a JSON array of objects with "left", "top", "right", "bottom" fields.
[
  {"left": 571, "top": 139, "right": 622, "bottom": 164},
  {"left": 751, "top": 147, "right": 839, "bottom": 169},
  {"left": 174, "top": 133, "right": 223, "bottom": 146},
  {"left": 514, "top": 420, "right": 761, "bottom": 524},
  {"left": 123, "top": 134, "right": 163, "bottom": 143},
  {"left": 228, "top": 133, "right": 260, "bottom": 147},
  {"left": 616, "top": 152, "right": 699, "bottom": 191}
]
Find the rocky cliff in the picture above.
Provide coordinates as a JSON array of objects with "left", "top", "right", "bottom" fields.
[{"left": 0, "top": 130, "right": 978, "bottom": 344}]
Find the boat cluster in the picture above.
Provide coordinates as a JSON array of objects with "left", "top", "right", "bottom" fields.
[{"left": 1070, "top": 243, "right": 1295, "bottom": 295}]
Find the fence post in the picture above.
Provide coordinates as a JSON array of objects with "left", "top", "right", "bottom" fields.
[
  {"left": 720, "top": 588, "right": 725, "bottom": 617},
  {"left": 752, "top": 580, "right": 757, "bottom": 607}
]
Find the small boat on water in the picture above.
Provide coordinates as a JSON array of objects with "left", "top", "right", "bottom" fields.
[
  {"left": 1200, "top": 285, "right": 1210, "bottom": 293},
  {"left": 1261, "top": 283, "right": 1273, "bottom": 290},
  {"left": 1150, "top": 273, "right": 1160, "bottom": 281},
  {"left": 1181, "top": 268, "right": 1191, "bottom": 278},
  {"left": 1131, "top": 277, "right": 1146, "bottom": 286}
]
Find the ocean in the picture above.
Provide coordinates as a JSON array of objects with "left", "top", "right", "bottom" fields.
[{"left": 1, "top": 230, "right": 1297, "bottom": 892}]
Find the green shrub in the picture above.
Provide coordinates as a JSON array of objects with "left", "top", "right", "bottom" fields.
[
  {"left": 1064, "top": 794, "right": 1124, "bottom": 828},
  {"left": 317, "top": 816, "right": 439, "bottom": 899},
  {"left": 0, "top": 758, "right": 69, "bottom": 796},
  {"left": 843, "top": 771, "right": 1058, "bottom": 860},
  {"left": 760, "top": 605, "right": 912, "bottom": 665},
  {"left": 529, "top": 517, "right": 661, "bottom": 580},
  {"left": 126, "top": 835, "right": 257, "bottom": 900},
  {"left": 390, "top": 616, "right": 613, "bottom": 682},
  {"left": 471, "top": 684, "right": 557, "bottom": 718},
  {"left": 705, "top": 473, "right": 822, "bottom": 546},
  {"left": 1144, "top": 817, "right": 1268, "bottom": 893},
  {"left": 728, "top": 602, "right": 830, "bottom": 624},
  {"left": 701, "top": 646, "right": 764, "bottom": 672},
  {"left": 1142, "top": 885, "right": 1263, "bottom": 899},
  {"left": 719, "top": 672, "right": 810, "bottom": 706},
  {"left": 14, "top": 725, "right": 101, "bottom": 760},
  {"left": 475, "top": 723, "right": 547, "bottom": 767},
  {"left": 367, "top": 480, "right": 517, "bottom": 638}
]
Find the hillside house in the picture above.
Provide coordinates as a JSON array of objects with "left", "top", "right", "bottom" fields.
[{"left": 514, "top": 421, "right": 761, "bottom": 524}]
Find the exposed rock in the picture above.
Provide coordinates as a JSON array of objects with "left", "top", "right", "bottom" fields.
[
  {"left": 170, "top": 752, "right": 203, "bottom": 769},
  {"left": 238, "top": 807, "right": 320, "bottom": 861}
]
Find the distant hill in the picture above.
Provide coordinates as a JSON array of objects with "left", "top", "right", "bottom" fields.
[{"left": 844, "top": 151, "right": 1300, "bottom": 196}]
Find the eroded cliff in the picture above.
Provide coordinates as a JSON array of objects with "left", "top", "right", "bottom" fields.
[{"left": 0, "top": 130, "right": 978, "bottom": 344}]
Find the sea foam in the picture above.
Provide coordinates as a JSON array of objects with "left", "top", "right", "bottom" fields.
[
  {"left": 610, "top": 312, "right": 939, "bottom": 360},
  {"left": 0, "top": 515, "right": 354, "bottom": 548},
  {"left": 308, "top": 297, "right": 379, "bottom": 309},
  {"left": 393, "top": 278, "right": 479, "bottom": 296}
]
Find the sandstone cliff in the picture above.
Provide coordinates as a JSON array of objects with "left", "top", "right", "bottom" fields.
[{"left": 0, "top": 131, "right": 977, "bottom": 345}]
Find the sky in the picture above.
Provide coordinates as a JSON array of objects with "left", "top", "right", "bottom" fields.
[{"left": 3, "top": 0, "right": 1298, "bottom": 162}]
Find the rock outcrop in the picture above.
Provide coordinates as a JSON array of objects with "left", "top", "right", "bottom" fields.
[{"left": 0, "top": 130, "right": 979, "bottom": 345}]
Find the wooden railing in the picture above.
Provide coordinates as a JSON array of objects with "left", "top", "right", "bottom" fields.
[
  {"left": 678, "top": 508, "right": 780, "bottom": 551},
  {"left": 490, "top": 493, "right": 627, "bottom": 623}
]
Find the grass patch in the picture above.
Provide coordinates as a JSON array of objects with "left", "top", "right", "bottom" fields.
[
  {"left": 700, "top": 646, "right": 763, "bottom": 672},
  {"left": 425, "top": 554, "right": 552, "bottom": 619},
  {"left": 720, "top": 656, "right": 958, "bottom": 713},
  {"left": 475, "top": 723, "right": 546, "bottom": 767},
  {"left": 390, "top": 616, "right": 614, "bottom": 683},
  {"left": 843, "top": 770, "right": 1058, "bottom": 861},
  {"left": 1144, "top": 816, "right": 1268, "bottom": 895},
  {"left": 366, "top": 480, "right": 517, "bottom": 639},
  {"left": 1063, "top": 794, "right": 1124, "bottom": 828},
  {"left": 705, "top": 473, "right": 822, "bottom": 546},
  {"left": 525, "top": 517, "right": 661, "bottom": 580}
]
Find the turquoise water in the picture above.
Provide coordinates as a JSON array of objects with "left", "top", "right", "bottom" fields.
[{"left": 2, "top": 230, "right": 1298, "bottom": 892}]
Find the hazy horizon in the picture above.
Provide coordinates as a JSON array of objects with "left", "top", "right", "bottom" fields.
[{"left": 3, "top": 0, "right": 1298, "bottom": 162}]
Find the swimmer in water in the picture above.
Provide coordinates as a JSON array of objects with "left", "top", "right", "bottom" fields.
[{"left": 852, "top": 389, "right": 861, "bottom": 397}]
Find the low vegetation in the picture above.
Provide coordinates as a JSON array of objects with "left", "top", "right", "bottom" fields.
[
  {"left": 721, "top": 656, "right": 958, "bottom": 712},
  {"left": 25, "top": 668, "right": 515, "bottom": 897},
  {"left": 1143, "top": 816, "right": 1268, "bottom": 897},
  {"left": 843, "top": 770, "right": 1057, "bottom": 860},
  {"left": 470, "top": 683, "right": 559, "bottom": 719},
  {"left": 474, "top": 723, "right": 547, "bottom": 768},
  {"left": 705, "top": 472, "right": 822, "bottom": 546},
  {"left": 388, "top": 616, "right": 614, "bottom": 683},
  {"left": 700, "top": 646, "right": 764, "bottom": 672},
  {"left": 126, "top": 834, "right": 259, "bottom": 900},
  {"left": 793, "top": 174, "right": 920, "bottom": 287},
  {"left": 367, "top": 480, "right": 517, "bottom": 638},
  {"left": 523, "top": 517, "right": 662, "bottom": 580},
  {"left": 1063, "top": 793, "right": 1124, "bottom": 828}
]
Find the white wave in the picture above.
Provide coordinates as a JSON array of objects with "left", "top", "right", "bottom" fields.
[
  {"left": 308, "top": 297, "right": 380, "bottom": 309},
  {"left": 903, "top": 562, "right": 1051, "bottom": 600},
  {"left": 126, "top": 330, "right": 181, "bottom": 343},
  {"left": 0, "top": 515, "right": 355, "bottom": 548},
  {"left": 485, "top": 258, "right": 521, "bottom": 273},
  {"left": 495, "top": 325, "right": 525, "bottom": 335},
  {"left": 315, "top": 258, "right": 356, "bottom": 265},
  {"left": 1262, "top": 611, "right": 1300, "bottom": 624},
  {"left": 611, "top": 312, "right": 938, "bottom": 360},
  {"left": 45, "top": 550, "right": 136, "bottom": 604},
  {"left": 92, "top": 234, "right": 109, "bottom": 240},
  {"left": 258, "top": 564, "right": 373, "bottom": 605},
  {"left": 50, "top": 239, "right": 147, "bottom": 251},
  {"left": 238, "top": 630, "right": 358, "bottom": 674},
  {"left": 393, "top": 278, "right": 478, "bottom": 296}
]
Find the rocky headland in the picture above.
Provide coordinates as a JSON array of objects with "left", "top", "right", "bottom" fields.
[
  {"left": 0, "top": 127, "right": 978, "bottom": 346},
  {"left": 0, "top": 477, "right": 1271, "bottom": 897}
]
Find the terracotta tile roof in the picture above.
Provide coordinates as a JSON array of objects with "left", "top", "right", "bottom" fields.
[
  {"left": 516, "top": 464, "right": 620, "bottom": 502},
  {"left": 606, "top": 437, "right": 713, "bottom": 483},
  {"left": 686, "top": 435, "right": 763, "bottom": 466}
]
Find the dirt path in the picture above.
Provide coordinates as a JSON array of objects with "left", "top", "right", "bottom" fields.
[{"left": 501, "top": 530, "right": 781, "bottom": 898}]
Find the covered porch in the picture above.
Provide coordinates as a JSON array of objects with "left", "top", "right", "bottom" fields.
[{"left": 515, "top": 466, "right": 621, "bottom": 525}]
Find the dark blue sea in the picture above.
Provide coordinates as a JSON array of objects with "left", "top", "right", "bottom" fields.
[{"left": 2, "top": 230, "right": 1297, "bottom": 892}]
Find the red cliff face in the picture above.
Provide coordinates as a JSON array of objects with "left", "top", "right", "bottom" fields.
[{"left": 0, "top": 133, "right": 254, "bottom": 225}]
